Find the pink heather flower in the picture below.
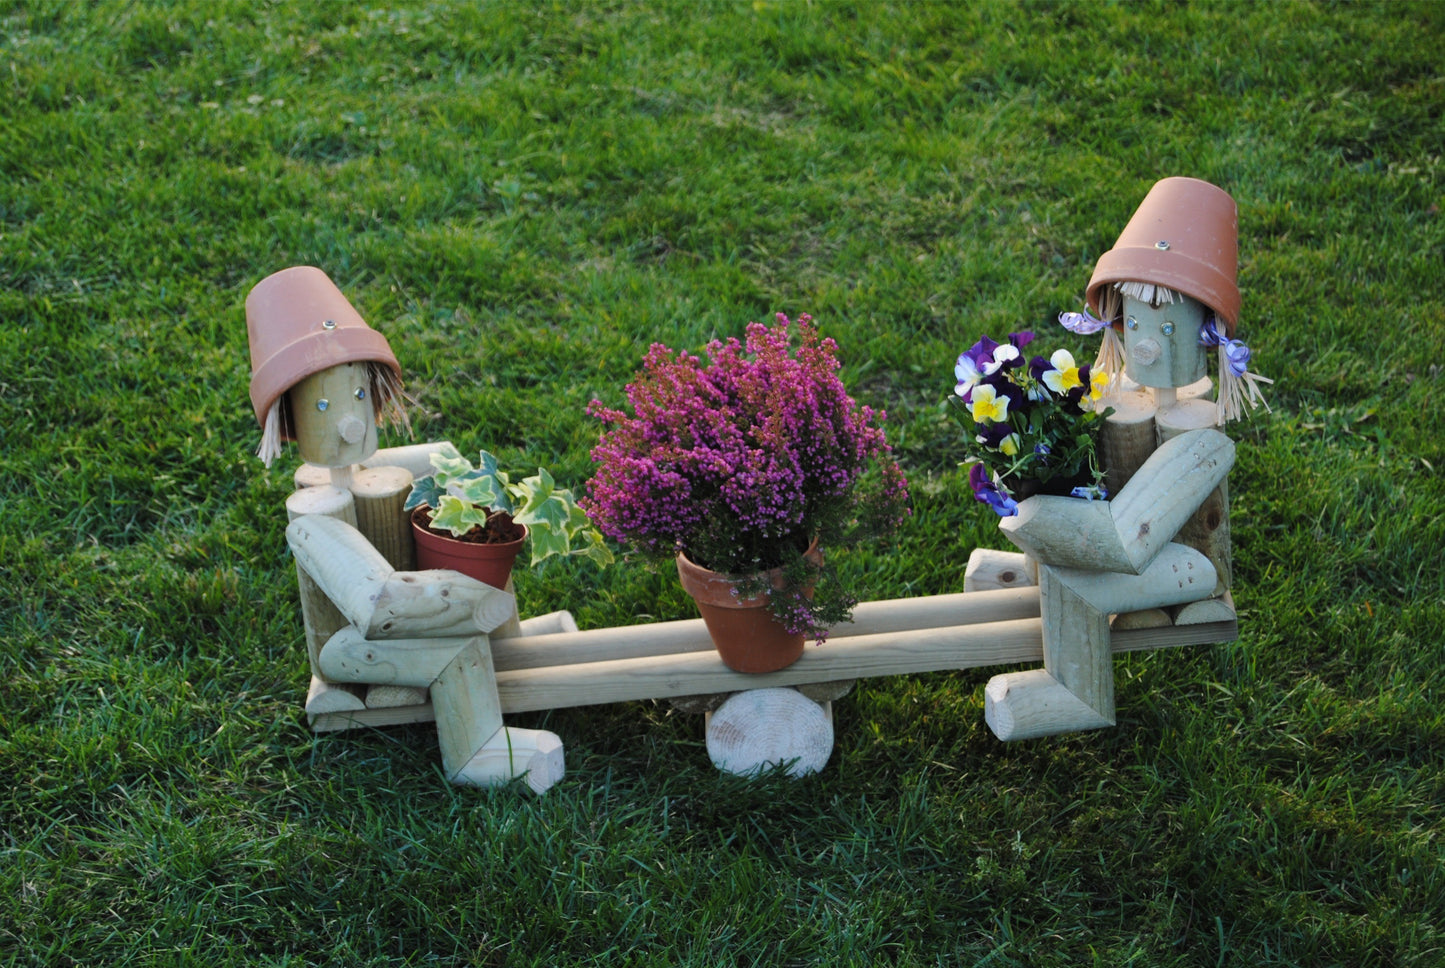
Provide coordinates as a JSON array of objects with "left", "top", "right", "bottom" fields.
[{"left": 584, "top": 314, "right": 910, "bottom": 640}]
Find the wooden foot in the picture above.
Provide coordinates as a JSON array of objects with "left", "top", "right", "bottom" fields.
[
  {"left": 984, "top": 669, "right": 1113, "bottom": 741},
  {"left": 705, "top": 688, "right": 834, "bottom": 778},
  {"left": 452, "top": 726, "right": 565, "bottom": 794}
]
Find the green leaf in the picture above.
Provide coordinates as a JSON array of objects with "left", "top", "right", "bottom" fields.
[
  {"left": 427, "top": 495, "right": 490, "bottom": 538},
  {"left": 525, "top": 521, "right": 570, "bottom": 565},
  {"left": 404, "top": 475, "right": 447, "bottom": 512},
  {"left": 456, "top": 474, "right": 506, "bottom": 512}
]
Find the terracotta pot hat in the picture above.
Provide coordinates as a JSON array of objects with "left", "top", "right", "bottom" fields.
[
  {"left": 1086, "top": 177, "right": 1240, "bottom": 336},
  {"left": 245, "top": 266, "right": 402, "bottom": 433}
]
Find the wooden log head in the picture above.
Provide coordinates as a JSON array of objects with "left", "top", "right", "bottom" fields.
[
  {"left": 288, "top": 361, "right": 379, "bottom": 468},
  {"left": 1121, "top": 292, "right": 1209, "bottom": 390},
  {"left": 245, "top": 265, "right": 407, "bottom": 467}
]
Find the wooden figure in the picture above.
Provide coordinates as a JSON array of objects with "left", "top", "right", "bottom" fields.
[
  {"left": 982, "top": 428, "right": 1232, "bottom": 739},
  {"left": 246, "top": 266, "right": 565, "bottom": 791},
  {"left": 1081, "top": 177, "right": 1263, "bottom": 606}
]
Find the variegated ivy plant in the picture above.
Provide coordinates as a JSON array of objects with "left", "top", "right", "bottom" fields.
[{"left": 404, "top": 443, "right": 614, "bottom": 568}]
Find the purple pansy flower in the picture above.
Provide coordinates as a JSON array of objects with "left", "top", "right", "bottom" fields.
[
  {"left": 955, "top": 336, "right": 1023, "bottom": 400},
  {"left": 969, "top": 463, "right": 1018, "bottom": 517}
]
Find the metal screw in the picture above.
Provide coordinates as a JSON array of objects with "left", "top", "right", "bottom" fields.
[
  {"left": 1161, "top": 321, "right": 1176, "bottom": 336},
  {"left": 1126, "top": 316, "right": 1139, "bottom": 331},
  {"left": 1155, "top": 240, "right": 1170, "bottom": 250},
  {"left": 316, "top": 398, "right": 329, "bottom": 411}
]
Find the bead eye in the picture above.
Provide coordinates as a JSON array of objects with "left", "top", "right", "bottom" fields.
[
  {"left": 354, "top": 387, "right": 367, "bottom": 401},
  {"left": 1125, "top": 316, "right": 1139, "bottom": 331},
  {"left": 1161, "top": 321, "right": 1176, "bottom": 336},
  {"left": 316, "top": 398, "right": 330, "bottom": 412}
]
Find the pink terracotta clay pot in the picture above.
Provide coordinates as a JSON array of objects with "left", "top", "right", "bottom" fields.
[{"left": 1086, "top": 177, "right": 1240, "bottom": 336}]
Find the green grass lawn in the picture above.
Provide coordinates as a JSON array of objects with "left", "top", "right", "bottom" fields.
[{"left": 3, "top": 1, "right": 1443, "bottom": 964}]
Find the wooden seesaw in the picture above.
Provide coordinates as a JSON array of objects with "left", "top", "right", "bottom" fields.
[
  {"left": 245, "top": 257, "right": 1248, "bottom": 793},
  {"left": 283, "top": 426, "right": 1237, "bottom": 793}
]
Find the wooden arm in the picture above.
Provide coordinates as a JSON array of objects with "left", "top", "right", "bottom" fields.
[{"left": 286, "top": 513, "right": 515, "bottom": 639}]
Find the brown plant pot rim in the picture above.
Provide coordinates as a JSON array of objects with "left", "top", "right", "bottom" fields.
[{"left": 410, "top": 508, "right": 527, "bottom": 590}]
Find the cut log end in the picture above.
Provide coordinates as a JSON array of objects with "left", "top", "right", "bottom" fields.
[
  {"left": 705, "top": 688, "right": 834, "bottom": 778},
  {"left": 305, "top": 676, "right": 366, "bottom": 714},
  {"left": 964, "top": 549, "right": 1037, "bottom": 592}
]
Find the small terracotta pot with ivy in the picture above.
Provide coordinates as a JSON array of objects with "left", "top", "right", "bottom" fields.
[{"left": 405, "top": 445, "right": 613, "bottom": 590}]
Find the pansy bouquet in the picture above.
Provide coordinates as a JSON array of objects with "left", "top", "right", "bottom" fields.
[
  {"left": 952, "top": 329, "right": 1112, "bottom": 516},
  {"left": 585, "top": 314, "right": 910, "bottom": 640}
]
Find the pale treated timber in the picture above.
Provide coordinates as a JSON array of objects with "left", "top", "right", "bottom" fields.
[
  {"left": 311, "top": 618, "right": 1236, "bottom": 725},
  {"left": 1047, "top": 543, "right": 1217, "bottom": 617},
  {"left": 1107, "top": 428, "right": 1234, "bottom": 574},
  {"left": 498, "top": 610, "right": 580, "bottom": 638},
  {"left": 1172, "top": 592, "right": 1236, "bottom": 626},
  {"left": 452, "top": 726, "right": 565, "bottom": 793},
  {"left": 1000, "top": 429, "right": 1233, "bottom": 575},
  {"left": 430, "top": 637, "right": 505, "bottom": 781},
  {"left": 490, "top": 615, "right": 1239, "bottom": 714},
  {"left": 286, "top": 486, "right": 357, "bottom": 681},
  {"left": 290, "top": 362, "right": 378, "bottom": 468},
  {"left": 1111, "top": 608, "right": 1172, "bottom": 631},
  {"left": 964, "top": 549, "right": 1037, "bottom": 592},
  {"left": 1114, "top": 374, "right": 1212, "bottom": 401},
  {"left": 1037, "top": 563, "right": 1115, "bottom": 724},
  {"left": 295, "top": 440, "right": 456, "bottom": 489},
  {"left": 350, "top": 465, "right": 415, "bottom": 571},
  {"left": 490, "top": 577, "right": 522, "bottom": 640},
  {"left": 998, "top": 495, "right": 1134, "bottom": 573},
  {"left": 318, "top": 587, "right": 1045, "bottom": 688},
  {"left": 984, "top": 669, "right": 1113, "bottom": 741},
  {"left": 1100, "top": 386, "right": 1158, "bottom": 499},
  {"left": 1120, "top": 293, "right": 1210, "bottom": 390},
  {"left": 321, "top": 627, "right": 472, "bottom": 687},
  {"left": 364, "top": 684, "right": 428, "bottom": 709},
  {"left": 705, "top": 688, "right": 834, "bottom": 778},
  {"left": 984, "top": 545, "right": 1216, "bottom": 742},
  {"left": 1157, "top": 399, "right": 1232, "bottom": 597},
  {"left": 305, "top": 675, "right": 366, "bottom": 714},
  {"left": 310, "top": 701, "right": 436, "bottom": 733},
  {"left": 287, "top": 513, "right": 515, "bottom": 638}
]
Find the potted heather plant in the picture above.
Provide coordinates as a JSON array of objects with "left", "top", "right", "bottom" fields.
[
  {"left": 951, "top": 326, "right": 1113, "bottom": 517},
  {"left": 584, "top": 313, "right": 910, "bottom": 673},
  {"left": 405, "top": 444, "right": 612, "bottom": 589}
]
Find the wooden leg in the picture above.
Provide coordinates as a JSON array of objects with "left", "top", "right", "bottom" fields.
[
  {"left": 985, "top": 545, "right": 1218, "bottom": 741},
  {"left": 452, "top": 726, "right": 565, "bottom": 794}
]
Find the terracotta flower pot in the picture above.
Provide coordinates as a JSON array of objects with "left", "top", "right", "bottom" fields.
[
  {"left": 675, "top": 544, "right": 822, "bottom": 674},
  {"left": 1086, "top": 176, "right": 1240, "bottom": 336},
  {"left": 245, "top": 266, "right": 402, "bottom": 433},
  {"left": 410, "top": 507, "right": 527, "bottom": 590}
]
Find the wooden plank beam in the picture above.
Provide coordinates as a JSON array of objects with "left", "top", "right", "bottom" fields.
[
  {"left": 309, "top": 617, "right": 1235, "bottom": 727},
  {"left": 317, "top": 586, "right": 1045, "bottom": 688}
]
